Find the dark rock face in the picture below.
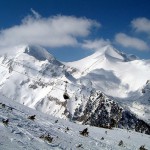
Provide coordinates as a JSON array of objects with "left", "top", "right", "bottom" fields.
[
  {"left": 72, "top": 91, "right": 150, "bottom": 135},
  {"left": 119, "top": 111, "right": 150, "bottom": 134}
]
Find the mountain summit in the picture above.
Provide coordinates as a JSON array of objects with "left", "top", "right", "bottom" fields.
[{"left": 67, "top": 45, "right": 138, "bottom": 72}]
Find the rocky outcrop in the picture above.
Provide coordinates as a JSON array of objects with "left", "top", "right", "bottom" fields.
[{"left": 72, "top": 91, "right": 150, "bottom": 135}]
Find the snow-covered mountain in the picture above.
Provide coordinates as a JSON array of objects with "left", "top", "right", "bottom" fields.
[
  {"left": 67, "top": 45, "right": 149, "bottom": 97},
  {"left": 66, "top": 45, "right": 150, "bottom": 124},
  {"left": 0, "top": 44, "right": 150, "bottom": 135}
]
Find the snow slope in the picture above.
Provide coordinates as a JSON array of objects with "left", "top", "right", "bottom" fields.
[
  {"left": 67, "top": 45, "right": 150, "bottom": 98},
  {"left": 0, "top": 94, "right": 150, "bottom": 150}
]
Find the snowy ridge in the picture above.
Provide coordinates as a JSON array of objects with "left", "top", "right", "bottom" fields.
[{"left": 66, "top": 45, "right": 138, "bottom": 73}]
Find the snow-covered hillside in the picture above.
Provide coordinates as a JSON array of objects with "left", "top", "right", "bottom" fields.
[
  {"left": 0, "top": 95, "right": 150, "bottom": 150},
  {"left": 0, "top": 44, "right": 149, "bottom": 134},
  {"left": 66, "top": 45, "right": 150, "bottom": 124}
]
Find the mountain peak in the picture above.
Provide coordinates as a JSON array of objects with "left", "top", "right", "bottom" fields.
[
  {"left": 95, "top": 45, "right": 138, "bottom": 62},
  {"left": 24, "top": 45, "right": 55, "bottom": 61},
  {"left": 1, "top": 44, "right": 55, "bottom": 62},
  {"left": 98, "top": 45, "right": 124, "bottom": 61}
]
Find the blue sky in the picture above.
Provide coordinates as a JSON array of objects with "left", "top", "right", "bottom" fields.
[{"left": 0, "top": 0, "right": 150, "bottom": 61}]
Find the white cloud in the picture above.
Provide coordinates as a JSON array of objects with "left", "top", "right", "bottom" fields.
[
  {"left": 30, "top": 8, "right": 41, "bottom": 19},
  {"left": 82, "top": 39, "right": 111, "bottom": 50},
  {"left": 0, "top": 11, "right": 100, "bottom": 49},
  {"left": 131, "top": 17, "right": 150, "bottom": 34},
  {"left": 115, "top": 33, "right": 149, "bottom": 51}
]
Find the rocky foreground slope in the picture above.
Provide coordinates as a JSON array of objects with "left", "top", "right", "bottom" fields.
[{"left": 0, "top": 95, "right": 150, "bottom": 150}]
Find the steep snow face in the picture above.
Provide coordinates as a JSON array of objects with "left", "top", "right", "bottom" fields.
[{"left": 66, "top": 45, "right": 150, "bottom": 98}]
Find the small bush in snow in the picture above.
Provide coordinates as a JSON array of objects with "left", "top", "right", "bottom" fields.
[
  {"left": 55, "top": 120, "right": 58, "bottom": 123},
  {"left": 76, "top": 144, "right": 83, "bottom": 148},
  {"left": 2, "top": 119, "right": 9, "bottom": 126},
  {"left": 65, "top": 127, "right": 69, "bottom": 132},
  {"left": 2, "top": 104, "right": 5, "bottom": 108},
  {"left": 118, "top": 140, "right": 123, "bottom": 146},
  {"left": 139, "top": 145, "right": 147, "bottom": 150},
  {"left": 28, "top": 115, "right": 36, "bottom": 121},
  {"left": 79, "top": 128, "right": 89, "bottom": 137},
  {"left": 39, "top": 134, "right": 53, "bottom": 143},
  {"left": 8, "top": 107, "right": 13, "bottom": 111}
]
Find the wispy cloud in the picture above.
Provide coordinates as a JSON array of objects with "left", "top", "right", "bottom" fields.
[
  {"left": 0, "top": 10, "right": 100, "bottom": 49},
  {"left": 131, "top": 17, "right": 150, "bottom": 34},
  {"left": 82, "top": 39, "right": 110, "bottom": 50},
  {"left": 115, "top": 33, "right": 149, "bottom": 51},
  {"left": 30, "top": 8, "right": 41, "bottom": 19}
]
